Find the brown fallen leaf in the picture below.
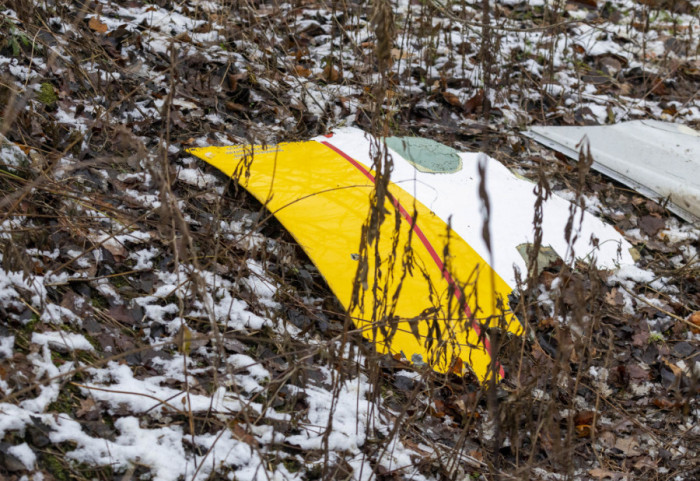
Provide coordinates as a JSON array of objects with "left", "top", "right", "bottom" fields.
[
  {"left": 293, "top": 65, "right": 312, "bottom": 78},
  {"left": 464, "top": 89, "right": 484, "bottom": 113},
  {"left": 574, "top": 410, "right": 596, "bottom": 437},
  {"left": 588, "top": 468, "right": 628, "bottom": 480},
  {"left": 450, "top": 357, "right": 463, "bottom": 375},
  {"left": 598, "top": 431, "right": 616, "bottom": 448},
  {"left": 225, "top": 101, "right": 247, "bottom": 113},
  {"left": 633, "top": 456, "right": 657, "bottom": 470},
  {"left": 632, "top": 329, "right": 649, "bottom": 347},
  {"left": 650, "top": 79, "right": 666, "bottom": 96},
  {"left": 391, "top": 48, "right": 411, "bottom": 61},
  {"left": 322, "top": 64, "right": 341, "bottom": 83},
  {"left": 540, "top": 270, "right": 558, "bottom": 289},
  {"left": 174, "top": 32, "right": 192, "bottom": 43},
  {"left": 662, "top": 358, "right": 683, "bottom": 377},
  {"left": 626, "top": 363, "right": 650, "bottom": 383},
  {"left": 619, "top": 83, "right": 633, "bottom": 95},
  {"left": 604, "top": 288, "right": 624, "bottom": 306},
  {"left": 661, "top": 104, "right": 678, "bottom": 116},
  {"left": 230, "top": 422, "right": 257, "bottom": 446},
  {"left": 576, "top": 424, "right": 592, "bottom": 437},
  {"left": 108, "top": 305, "right": 139, "bottom": 326},
  {"left": 401, "top": 438, "right": 431, "bottom": 457},
  {"left": 92, "top": 235, "right": 126, "bottom": 262},
  {"left": 652, "top": 397, "right": 673, "bottom": 410},
  {"left": 227, "top": 72, "right": 248, "bottom": 91},
  {"left": 614, "top": 435, "right": 642, "bottom": 457},
  {"left": 687, "top": 311, "right": 700, "bottom": 334},
  {"left": 637, "top": 215, "right": 665, "bottom": 237},
  {"left": 538, "top": 317, "right": 556, "bottom": 329},
  {"left": 432, "top": 399, "right": 446, "bottom": 418},
  {"left": 88, "top": 17, "right": 109, "bottom": 34},
  {"left": 192, "top": 22, "right": 212, "bottom": 34},
  {"left": 76, "top": 398, "right": 97, "bottom": 419},
  {"left": 568, "top": 0, "right": 598, "bottom": 8},
  {"left": 442, "top": 91, "right": 462, "bottom": 108}
]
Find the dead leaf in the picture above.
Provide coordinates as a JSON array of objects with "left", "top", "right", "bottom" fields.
[
  {"left": 193, "top": 22, "right": 212, "bottom": 34},
  {"left": 650, "top": 80, "right": 666, "bottom": 96},
  {"left": 588, "top": 468, "right": 628, "bottom": 480},
  {"left": 661, "top": 104, "right": 677, "bottom": 116},
  {"left": 391, "top": 48, "right": 411, "bottom": 61},
  {"left": 568, "top": 0, "right": 598, "bottom": 8},
  {"left": 633, "top": 457, "right": 656, "bottom": 470},
  {"left": 227, "top": 72, "right": 248, "bottom": 91},
  {"left": 401, "top": 438, "right": 431, "bottom": 456},
  {"left": 442, "top": 91, "right": 462, "bottom": 108},
  {"left": 637, "top": 215, "right": 665, "bottom": 237},
  {"left": 289, "top": 100, "right": 305, "bottom": 112},
  {"left": 293, "top": 65, "right": 312, "bottom": 78},
  {"left": 615, "top": 436, "right": 642, "bottom": 457},
  {"left": 432, "top": 399, "right": 446, "bottom": 418},
  {"left": 538, "top": 317, "right": 556, "bottom": 329},
  {"left": 626, "top": 364, "right": 650, "bottom": 383},
  {"left": 464, "top": 89, "right": 484, "bottom": 114},
  {"left": 687, "top": 311, "right": 700, "bottom": 334},
  {"left": 76, "top": 398, "right": 97, "bottom": 418},
  {"left": 632, "top": 329, "right": 649, "bottom": 347},
  {"left": 61, "top": 291, "right": 92, "bottom": 317},
  {"left": 108, "top": 305, "right": 139, "bottom": 326},
  {"left": 604, "top": 288, "right": 624, "bottom": 306},
  {"left": 174, "top": 32, "right": 192, "bottom": 43},
  {"left": 322, "top": 64, "right": 341, "bottom": 83},
  {"left": 540, "top": 271, "right": 558, "bottom": 289},
  {"left": 88, "top": 17, "right": 109, "bottom": 34},
  {"left": 230, "top": 422, "right": 257, "bottom": 446},
  {"left": 619, "top": 83, "right": 633, "bottom": 95},
  {"left": 662, "top": 358, "right": 683, "bottom": 377},
  {"left": 598, "top": 431, "right": 616, "bottom": 448},
  {"left": 575, "top": 410, "right": 595, "bottom": 437},
  {"left": 651, "top": 398, "right": 687, "bottom": 411},
  {"left": 468, "top": 450, "right": 483, "bottom": 461},
  {"left": 652, "top": 397, "right": 676, "bottom": 410},
  {"left": 225, "top": 101, "right": 247, "bottom": 113},
  {"left": 450, "top": 357, "right": 463, "bottom": 375}
]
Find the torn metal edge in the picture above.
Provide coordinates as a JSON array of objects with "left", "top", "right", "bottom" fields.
[{"left": 521, "top": 129, "right": 699, "bottom": 224}]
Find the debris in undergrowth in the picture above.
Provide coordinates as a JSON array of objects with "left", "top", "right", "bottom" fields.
[
  {"left": 189, "top": 127, "right": 639, "bottom": 383},
  {"left": 524, "top": 121, "right": 700, "bottom": 222}
]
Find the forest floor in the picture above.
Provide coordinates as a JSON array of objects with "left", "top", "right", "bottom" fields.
[{"left": 0, "top": 0, "right": 699, "bottom": 480}]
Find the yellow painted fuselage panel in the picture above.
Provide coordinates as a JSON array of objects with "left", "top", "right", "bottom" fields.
[{"left": 188, "top": 140, "right": 519, "bottom": 383}]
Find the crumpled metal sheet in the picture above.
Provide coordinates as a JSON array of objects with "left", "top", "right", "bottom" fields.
[{"left": 524, "top": 120, "right": 700, "bottom": 223}]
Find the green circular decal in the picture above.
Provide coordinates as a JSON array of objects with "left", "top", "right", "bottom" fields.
[{"left": 385, "top": 136, "right": 462, "bottom": 173}]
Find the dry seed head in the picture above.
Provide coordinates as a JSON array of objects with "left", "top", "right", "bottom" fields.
[{"left": 372, "top": 0, "right": 395, "bottom": 75}]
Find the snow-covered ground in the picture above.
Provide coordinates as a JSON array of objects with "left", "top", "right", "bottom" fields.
[{"left": 1, "top": 0, "right": 699, "bottom": 480}]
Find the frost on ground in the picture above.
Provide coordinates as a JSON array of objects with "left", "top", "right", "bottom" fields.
[{"left": 1, "top": 0, "right": 699, "bottom": 480}]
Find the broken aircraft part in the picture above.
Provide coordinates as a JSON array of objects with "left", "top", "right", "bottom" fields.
[
  {"left": 524, "top": 120, "right": 700, "bottom": 223},
  {"left": 188, "top": 127, "right": 635, "bottom": 383}
]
